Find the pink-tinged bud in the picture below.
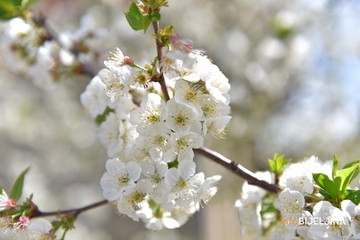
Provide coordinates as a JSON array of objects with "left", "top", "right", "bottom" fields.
[
  {"left": 169, "top": 34, "right": 194, "bottom": 53},
  {"left": 121, "top": 56, "right": 134, "bottom": 66},
  {"left": 17, "top": 215, "right": 30, "bottom": 229},
  {"left": 7, "top": 198, "right": 17, "bottom": 209}
]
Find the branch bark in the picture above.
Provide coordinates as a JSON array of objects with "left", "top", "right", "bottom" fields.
[
  {"left": 152, "top": 21, "right": 170, "bottom": 101},
  {"left": 31, "top": 199, "right": 108, "bottom": 218},
  {"left": 195, "top": 147, "right": 280, "bottom": 193}
]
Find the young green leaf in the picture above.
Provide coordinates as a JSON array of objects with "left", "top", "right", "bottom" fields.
[
  {"left": 267, "top": 153, "right": 291, "bottom": 175},
  {"left": 337, "top": 164, "right": 359, "bottom": 194},
  {"left": 0, "top": 1, "right": 16, "bottom": 20},
  {"left": 345, "top": 189, "right": 360, "bottom": 205},
  {"left": 332, "top": 155, "right": 339, "bottom": 180},
  {"left": 312, "top": 173, "right": 338, "bottom": 200},
  {"left": 124, "top": 2, "right": 152, "bottom": 32},
  {"left": 150, "top": 11, "right": 161, "bottom": 21},
  {"left": 10, "top": 0, "right": 23, "bottom": 7},
  {"left": 10, "top": 167, "right": 30, "bottom": 201},
  {"left": 342, "top": 160, "right": 360, "bottom": 183}
]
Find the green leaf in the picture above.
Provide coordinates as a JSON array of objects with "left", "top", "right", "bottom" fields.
[
  {"left": 342, "top": 160, "right": 360, "bottom": 183},
  {"left": 267, "top": 153, "right": 291, "bottom": 175},
  {"left": 150, "top": 11, "right": 161, "bottom": 21},
  {"left": 345, "top": 189, "right": 360, "bottom": 205},
  {"left": 319, "top": 188, "right": 332, "bottom": 200},
  {"left": 337, "top": 164, "right": 359, "bottom": 194},
  {"left": 313, "top": 173, "right": 338, "bottom": 199},
  {"left": 343, "top": 160, "right": 360, "bottom": 169},
  {"left": 0, "top": 1, "right": 16, "bottom": 20},
  {"left": 124, "top": 2, "right": 152, "bottom": 32},
  {"left": 10, "top": 167, "right": 30, "bottom": 201},
  {"left": 332, "top": 155, "right": 339, "bottom": 179},
  {"left": 10, "top": 0, "right": 23, "bottom": 7}
]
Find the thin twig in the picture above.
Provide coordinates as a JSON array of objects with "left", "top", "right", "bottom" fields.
[
  {"left": 152, "top": 21, "right": 170, "bottom": 101},
  {"left": 194, "top": 147, "right": 280, "bottom": 193},
  {"left": 31, "top": 199, "right": 108, "bottom": 218}
]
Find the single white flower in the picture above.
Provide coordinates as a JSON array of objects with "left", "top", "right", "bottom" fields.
[
  {"left": 98, "top": 66, "right": 131, "bottom": 101},
  {"left": 169, "top": 131, "right": 203, "bottom": 161},
  {"left": 235, "top": 198, "right": 263, "bottom": 236},
  {"left": 308, "top": 201, "right": 351, "bottom": 240},
  {"left": 165, "top": 99, "right": 201, "bottom": 134},
  {"left": 0, "top": 190, "right": 16, "bottom": 211},
  {"left": 165, "top": 160, "right": 201, "bottom": 206},
  {"left": 117, "top": 179, "right": 153, "bottom": 221},
  {"left": 199, "top": 97, "right": 231, "bottom": 120},
  {"left": 196, "top": 174, "right": 221, "bottom": 207},
  {"left": 341, "top": 200, "right": 360, "bottom": 239},
  {"left": 174, "top": 79, "right": 204, "bottom": 115},
  {"left": 104, "top": 47, "right": 125, "bottom": 69},
  {"left": 80, "top": 75, "right": 109, "bottom": 119},
  {"left": 139, "top": 161, "right": 170, "bottom": 204},
  {"left": 203, "top": 116, "right": 232, "bottom": 139},
  {"left": 274, "top": 188, "right": 305, "bottom": 222},
  {"left": 182, "top": 54, "right": 213, "bottom": 82},
  {"left": 130, "top": 93, "right": 167, "bottom": 135},
  {"left": 98, "top": 112, "right": 123, "bottom": 158},
  {"left": 280, "top": 156, "right": 323, "bottom": 195},
  {"left": 27, "top": 218, "right": 53, "bottom": 240},
  {"left": 29, "top": 41, "right": 59, "bottom": 90},
  {"left": 204, "top": 66, "right": 231, "bottom": 104},
  {"left": 100, "top": 158, "right": 141, "bottom": 201},
  {"left": 137, "top": 123, "right": 175, "bottom": 162}
]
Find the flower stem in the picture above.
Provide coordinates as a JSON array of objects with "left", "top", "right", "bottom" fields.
[
  {"left": 194, "top": 147, "right": 280, "bottom": 193},
  {"left": 152, "top": 21, "right": 170, "bottom": 101}
]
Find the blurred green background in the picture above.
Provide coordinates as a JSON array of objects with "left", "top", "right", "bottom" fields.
[{"left": 1, "top": 0, "right": 360, "bottom": 239}]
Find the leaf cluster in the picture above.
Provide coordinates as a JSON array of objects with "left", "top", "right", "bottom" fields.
[
  {"left": 124, "top": 1, "right": 165, "bottom": 33},
  {"left": 313, "top": 156, "right": 360, "bottom": 205},
  {"left": 268, "top": 153, "right": 291, "bottom": 176}
]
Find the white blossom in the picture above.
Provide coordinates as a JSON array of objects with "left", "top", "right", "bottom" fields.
[
  {"left": 98, "top": 112, "right": 123, "bottom": 158},
  {"left": 279, "top": 156, "right": 323, "bottom": 195},
  {"left": 169, "top": 131, "right": 203, "bottom": 162},
  {"left": 165, "top": 99, "right": 201, "bottom": 134},
  {"left": 100, "top": 158, "right": 141, "bottom": 201},
  {"left": 165, "top": 160, "right": 202, "bottom": 206},
  {"left": 80, "top": 75, "right": 109, "bottom": 119},
  {"left": 341, "top": 200, "right": 360, "bottom": 239},
  {"left": 130, "top": 93, "right": 167, "bottom": 135},
  {"left": 137, "top": 124, "right": 175, "bottom": 162},
  {"left": 27, "top": 219, "right": 53, "bottom": 240},
  {"left": 308, "top": 201, "right": 351, "bottom": 240},
  {"left": 140, "top": 161, "right": 170, "bottom": 204},
  {"left": 117, "top": 179, "right": 153, "bottom": 221},
  {"left": 274, "top": 188, "right": 305, "bottom": 222}
]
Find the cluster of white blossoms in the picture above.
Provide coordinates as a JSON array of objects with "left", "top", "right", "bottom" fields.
[
  {"left": 0, "top": 190, "right": 53, "bottom": 239},
  {"left": 235, "top": 156, "right": 360, "bottom": 240},
  {"left": 0, "top": 12, "right": 107, "bottom": 90},
  {"left": 80, "top": 34, "right": 231, "bottom": 229}
]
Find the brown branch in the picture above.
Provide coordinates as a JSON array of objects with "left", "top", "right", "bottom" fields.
[
  {"left": 31, "top": 199, "right": 108, "bottom": 218},
  {"left": 194, "top": 147, "right": 280, "bottom": 193},
  {"left": 152, "top": 21, "right": 170, "bottom": 101}
]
